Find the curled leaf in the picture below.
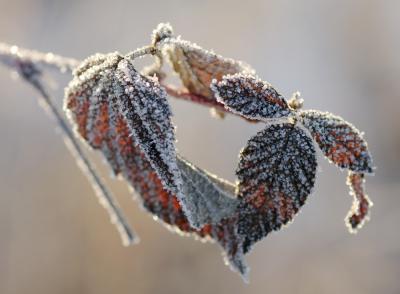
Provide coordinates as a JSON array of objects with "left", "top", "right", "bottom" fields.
[
  {"left": 211, "top": 73, "right": 293, "bottom": 120},
  {"left": 177, "top": 155, "right": 238, "bottom": 228},
  {"left": 114, "top": 59, "right": 182, "bottom": 195},
  {"left": 345, "top": 171, "right": 372, "bottom": 233},
  {"left": 65, "top": 52, "right": 184, "bottom": 211},
  {"left": 300, "top": 110, "right": 374, "bottom": 173},
  {"left": 236, "top": 123, "right": 317, "bottom": 252},
  {"left": 159, "top": 36, "right": 254, "bottom": 101}
]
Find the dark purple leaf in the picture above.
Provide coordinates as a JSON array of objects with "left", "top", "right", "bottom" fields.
[
  {"left": 236, "top": 123, "right": 317, "bottom": 252},
  {"left": 211, "top": 73, "right": 292, "bottom": 120}
]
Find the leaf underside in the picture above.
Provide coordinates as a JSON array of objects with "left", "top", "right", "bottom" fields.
[{"left": 236, "top": 123, "right": 317, "bottom": 252}]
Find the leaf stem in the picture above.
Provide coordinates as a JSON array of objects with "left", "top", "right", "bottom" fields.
[
  {"left": 126, "top": 45, "right": 157, "bottom": 60},
  {"left": 162, "top": 83, "right": 260, "bottom": 123}
]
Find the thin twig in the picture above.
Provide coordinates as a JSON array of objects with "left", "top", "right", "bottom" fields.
[
  {"left": 164, "top": 83, "right": 227, "bottom": 110},
  {"left": 0, "top": 43, "right": 79, "bottom": 73},
  {"left": 163, "top": 83, "right": 260, "bottom": 123},
  {"left": 0, "top": 46, "right": 137, "bottom": 246},
  {"left": 126, "top": 45, "right": 156, "bottom": 60}
]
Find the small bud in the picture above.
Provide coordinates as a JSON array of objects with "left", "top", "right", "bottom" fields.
[
  {"left": 288, "top": 91, "right": 304, "bottom": 110},
  {"left": 151, "top": 22, "right": 174, "bottom": 46}
]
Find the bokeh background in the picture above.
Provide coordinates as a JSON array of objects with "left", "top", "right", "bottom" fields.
[{"left": 0, "top": 0, "right": 399, "bottom": 293}]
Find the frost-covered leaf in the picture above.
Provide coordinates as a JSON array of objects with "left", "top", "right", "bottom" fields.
[
  {"left": 177, "top": 155, "right": 238, "bottom": 228},
  {"left": 65, "top": 52, "right": 123, "bottom": 143},
  {"left": 236, "top": 123, "right": 317, "bottom": 252},
  {"left": 300, "top": 110, "right": 374, "bottom": 173},
  {"left": 113, "top": 59, "right": 182, "bottom": 196},
  {"left": 345, "top": 171, "right": 372, "bottom": 233},
  {"left": 65, "top": 52, "right": 183, "bottom": 203},
  {"left": 211, "top": 73, "right": 293, "bottom": 120},
  {"left": 158, "top": 36, "right": 254, "bottom": 101}
]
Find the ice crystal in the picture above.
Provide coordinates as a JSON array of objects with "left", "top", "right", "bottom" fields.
[
  {"left": 236, "top": 123, "right": 317, "bottom": 252},
  {"left": 157, "top": 34, "right": 254, "bottom": 101},
  {"left": 300, "top": 110, "right": 374, "bottom": 173},
  {"left": 345, "top": 171, "right": 372, "bottom": 233},
  {"left": 211, "top": 73, "right": 293, "bottom": 120}
]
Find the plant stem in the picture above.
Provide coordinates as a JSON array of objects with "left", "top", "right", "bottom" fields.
[
  {"left": 162, "top": 84, "right": 261, "bottom": 123},
  {"left": 163, "top": 83, "right": 226, "bottom": 110},
  {"left": 126, "top": 45, "right": 156, "bottom": 60}
]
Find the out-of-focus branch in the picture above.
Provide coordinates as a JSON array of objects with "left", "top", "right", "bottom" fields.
[
  {"left": 0, "top": 43, "right": 79, "bottom": 73},
  {"left": 0, "top": 45, "right": 137, "bottom": 246}
]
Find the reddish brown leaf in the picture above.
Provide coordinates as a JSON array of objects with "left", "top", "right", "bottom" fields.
[{"left": 300, "top": 110, "right": 374, "bottom": 173}]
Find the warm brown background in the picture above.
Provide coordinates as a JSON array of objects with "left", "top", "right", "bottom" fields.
[{"left": 0, "top": 0, "right": 399, "bottom": 293}]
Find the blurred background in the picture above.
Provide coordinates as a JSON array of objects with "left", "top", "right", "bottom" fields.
[{"left": 0, "top": 0, "right": 399, "bottom": 293}]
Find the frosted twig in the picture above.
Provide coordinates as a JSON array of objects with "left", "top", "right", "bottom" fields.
[
  {"left": 126, "top": 45, "right": 156, "bottom": 60},
  {"left": 0, "top": 43, "right": 79, "bottom": 73},
  {"left": 163, "top": 83, "right": 260, "bottom": 123},
  {"left": 0, "top": 48, "right": 137, "bottom": 246},
  {"left": 164, "top": 83, "right": 226, "bottom": 109}
]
